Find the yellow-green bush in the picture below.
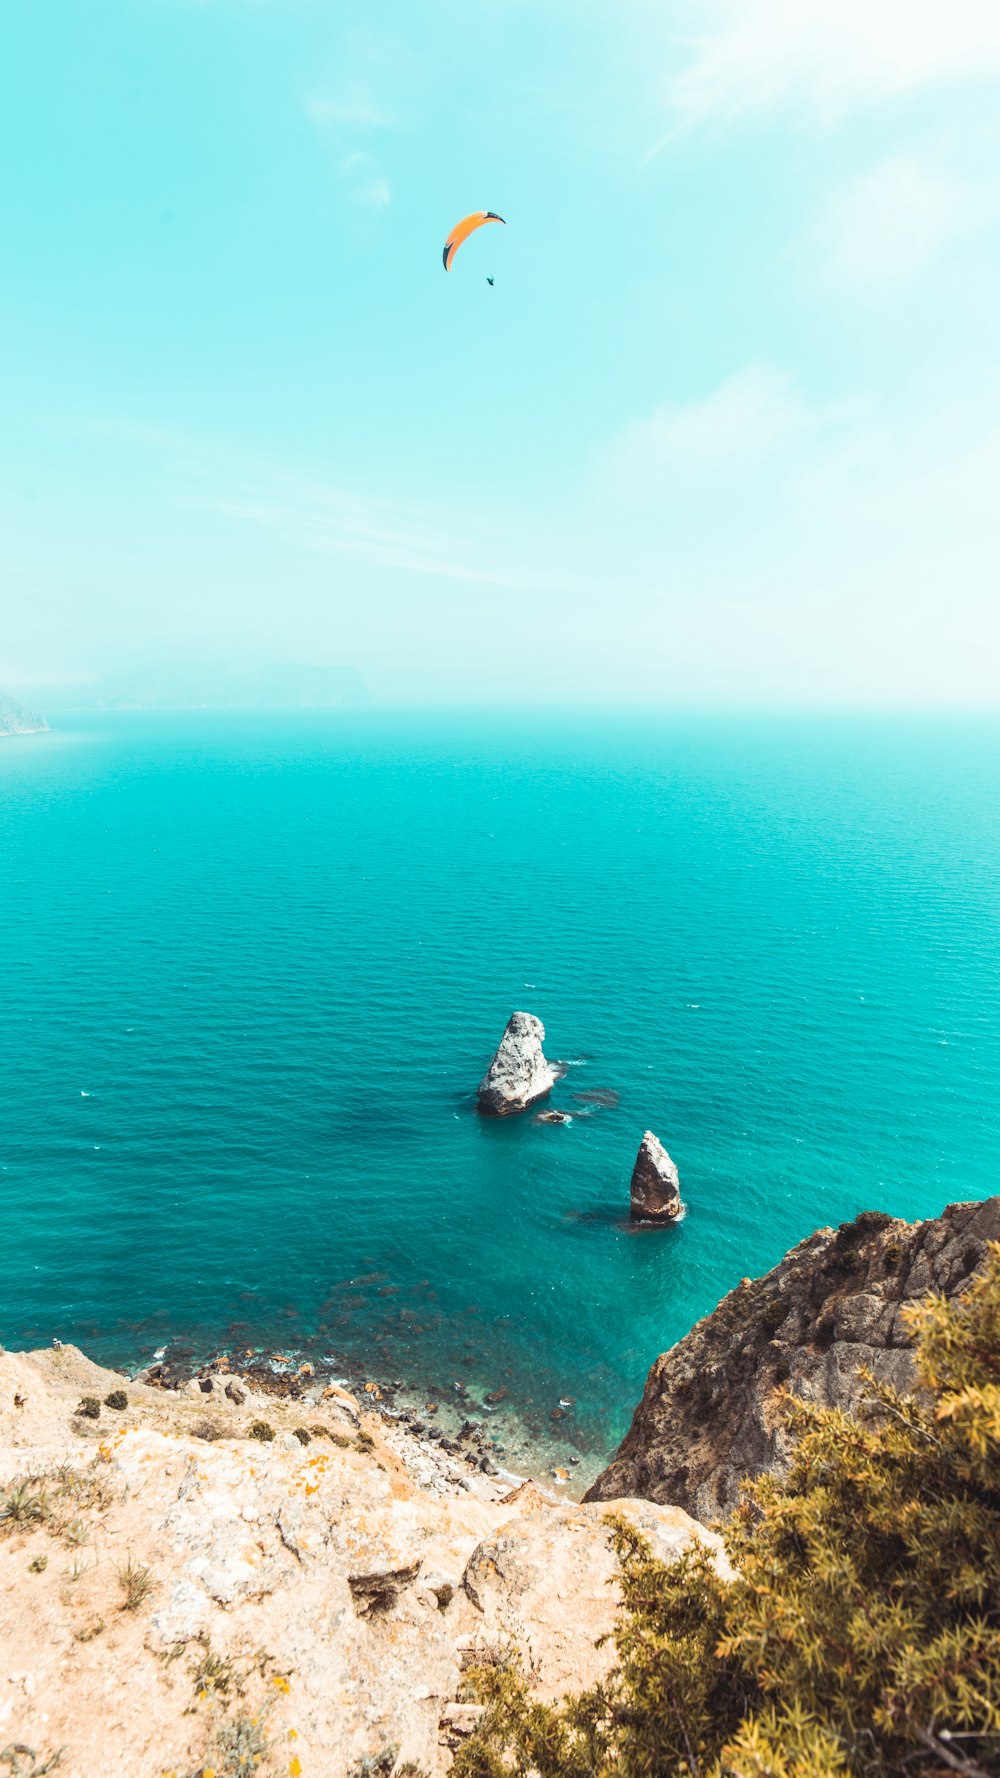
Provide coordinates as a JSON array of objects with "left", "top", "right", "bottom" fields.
[{"left": 457, "top": 1244, "right": 1000, "bottom": 1778}]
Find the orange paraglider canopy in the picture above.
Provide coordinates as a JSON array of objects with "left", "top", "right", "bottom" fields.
[{"left": 443, "top": 211, "right": 506, "bottom": 271}]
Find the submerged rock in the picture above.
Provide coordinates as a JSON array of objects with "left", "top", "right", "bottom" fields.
[
  {"left": 536, "top": 1108, "right": 571, "bottom": 1126},
  {"left": 477, "top": 1012, "right": 556, "bottom": 1117},
  {"left": 629, "top": 1131, "right": 683, "bottom": 1223}
]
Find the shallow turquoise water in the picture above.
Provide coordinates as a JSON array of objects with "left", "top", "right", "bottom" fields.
[{"left": 1, "top": 712, "right": 998, "bottom": 1471}]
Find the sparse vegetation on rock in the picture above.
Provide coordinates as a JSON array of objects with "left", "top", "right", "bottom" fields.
[
  {"left": 0, "top": 1479, "right": 50, "bottom": 1530},
  {"left": 0, "top": 1743, "right": 65, "bottom": 1776},
  {"left": 116, "top": 1554, "right": 155, "bottom": 1612},
  {"left": 189, "top": 1701, "right": 274, "bottom": 1778}
]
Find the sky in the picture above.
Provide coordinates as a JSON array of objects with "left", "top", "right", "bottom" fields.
[{"left": 2, "top": 0, "right": 1000, "bottom": 705}]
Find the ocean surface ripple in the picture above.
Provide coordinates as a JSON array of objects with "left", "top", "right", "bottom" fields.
[{"left": 2, "top": 711, "right": 998, "bottom": 1476}]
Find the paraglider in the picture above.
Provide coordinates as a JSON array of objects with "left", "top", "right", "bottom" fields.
[{"left": 442, "top": 210, "right": 505, "bottom": 272}]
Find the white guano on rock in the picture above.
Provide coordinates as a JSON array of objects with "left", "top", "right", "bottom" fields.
[{"left": 477, "top": 1012, "right": 556, "bottom": 1116}]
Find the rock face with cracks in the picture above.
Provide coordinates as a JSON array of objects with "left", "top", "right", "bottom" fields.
[
  {"left": 630, "top": 1131, "right": 683, "bottom": 1223},
  {"left": 0, "top": 1342, "right": 726, "bottom": 1777},
  {"left": 477, "top": 1012, "right": 557, "bottom": 1116},
  {"left": 586, "top": 1195, "right": 1000, "bottom": 1523}
]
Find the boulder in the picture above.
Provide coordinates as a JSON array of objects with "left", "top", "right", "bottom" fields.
[
  {"left": 460, "top": 1496, "right": 731, "bottom": 1691},
  {"left": 477, "top": 1013, "right": 556, "bottom": 1117},
  {"left": 630, "top": 1131, "right": 682, "bottom": 1223}
]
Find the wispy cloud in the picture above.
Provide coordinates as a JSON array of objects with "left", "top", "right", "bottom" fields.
[
  {"left": 304, "top": 79, "right": 395, "bottom": 208},
  {"left": 61, "top": 414, "right": 556, "bottom": 591},
  {"left": 639, "top": 0, "right": 1000, "bottom": 149},
  {"left": 596, "top": 364, "right": 852, "bottom": 499},
  {"left": 336, "top": 150, "right": 391, "bottom": 208},
  {"left": 203, "top": 480, "right": 511, "bottom": 584},
  {"left": 801, "top": 153, "right": 999, "bottom": 296},
  {"left": 590, "top": 361, "right": 1000, "bottom": 699},
  {"left": 304, "top": 91, "right": 394, "bottom": 132}
]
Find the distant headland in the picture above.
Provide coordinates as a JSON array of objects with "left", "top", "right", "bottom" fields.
[
  {"left": 0, "top": 688, "right": 49, "bottom": 736},
  {"left": 40, "top": 659, "right": 369, "bottom": 713}
]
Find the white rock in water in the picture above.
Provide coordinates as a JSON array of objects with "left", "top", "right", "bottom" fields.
[
  {"left": 477, "top": 1012, "right": 556, "bottom": 1116},
  {"left": 630, "top": 1131, "right": 683, "bottom": 1223}
]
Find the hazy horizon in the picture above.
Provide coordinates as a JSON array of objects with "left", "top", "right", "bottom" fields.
[
  {"left": 3, "top": 1, "right": 1000, "bottom": 707},
  {"left": 12, "top": 677, "right": 1000, "bottom": 717}
]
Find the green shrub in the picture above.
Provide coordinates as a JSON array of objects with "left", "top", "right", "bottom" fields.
[
  {"left": 248, "top": 1420, "right": 274, "bottom": 1443},
  {"left": 76, "top": 1396, "right": 101, "bottom": 1420},
  {"left": 852, "top": 1210, "right": 896, "bottom": 1233},
  {"left": 190, "top": 1635, "right": 236, "bottom": 1701},
  {"left": 292, "top": 1426, "right": 311, "bottom": 1445},
  {"left": 456, "top": 1243, "right": 1000, "bottom": 1778},
  {"left": 312, "top": 1424, "right": 351, "bottom": 1447},
  {"left": 347, "top": 1754, "right": 398, "bottom": 1778},
  {"left": 104, "top": 1389, "right": 128, "bottom": 1411},
  {"left": 198, "top": 1702, "right": 272, "bottom": 1777}
]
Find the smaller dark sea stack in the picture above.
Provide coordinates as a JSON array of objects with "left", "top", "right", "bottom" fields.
[{"left": 630, "top": 1131, "right": 683, "bottom": 1223}]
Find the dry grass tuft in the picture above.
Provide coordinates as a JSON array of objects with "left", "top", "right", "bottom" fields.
[
  {"left": 117, "top": 1554, "right": 155, "bottom": 1612},
  {"left": 0, "top": 1480, "right": 50, "bottom": 1531}
]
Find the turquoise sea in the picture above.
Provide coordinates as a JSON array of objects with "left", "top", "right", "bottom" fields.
[{"left": 2, "top": 712, "right": 998, "bottom": 1481}]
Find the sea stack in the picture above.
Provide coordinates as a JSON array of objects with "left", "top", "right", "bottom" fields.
[
  {"left": 477, "top": 1012, "right": 556, "bottom": 1116},
  {"left": 630, "top": 1131, "right": 683, "bottom": 1223}
]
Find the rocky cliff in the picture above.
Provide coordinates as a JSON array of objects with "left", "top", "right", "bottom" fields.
[
  {"left": 586, "top": 1195, "right": 1000, "bottom": 1523},
  {"left": 0, "top": 689, "right": 48, "bottom": 736},
  {"left": 0, "top": 1343, "right": 725, "bottom": 1777}
]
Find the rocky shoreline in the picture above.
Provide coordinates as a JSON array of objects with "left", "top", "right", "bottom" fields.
[{"left": 128, "top": 1341, "right": 599, "bottom": 1498}]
